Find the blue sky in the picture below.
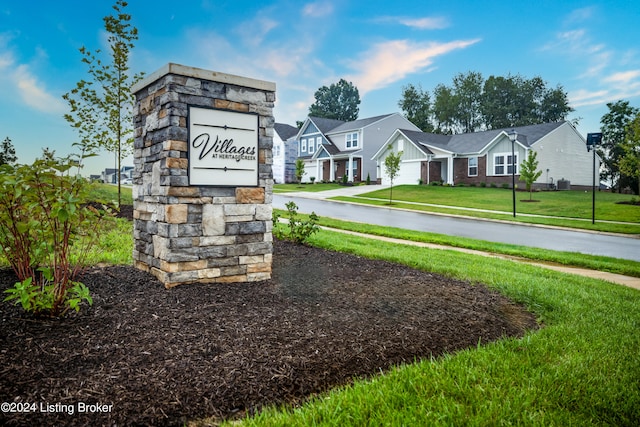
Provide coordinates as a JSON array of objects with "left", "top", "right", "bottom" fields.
[{"left": 2, "top": 0, "right": 640, "bottom": 177}]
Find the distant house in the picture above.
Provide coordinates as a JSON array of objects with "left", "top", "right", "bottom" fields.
[
  {"left": 372, "top": 121, "right": 599, "bottom": 189},
  {"left": 101, "top": 166, "right": 134, "bottom": 184},
  {"left": 273, "top": 123, "right": 299, "bottom": 183},
  {"left": 296, "top": 113, "right": 421, "bottom": 183},
  {"left": 101, "top": 168, "right": 118, "bottom": 184}
]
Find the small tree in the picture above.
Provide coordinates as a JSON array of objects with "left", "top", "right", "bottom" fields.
[
  {"left": 63, "top": 0, "right": 143, "bottom": 209},
  {"left": 519, "top": 150, "right": 543, "bottom": 200},
  {"left": 295, "top": 159, "right": 306, "bottom": 183},
  {"left": 0, "top": 137, "right": 17, "bottom": 166},
  {"left": 384, "top": 145, "right": 403, "bottom": 204}
]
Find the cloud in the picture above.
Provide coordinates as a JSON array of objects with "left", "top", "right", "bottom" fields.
[
  {"left": 302, "top": 1, "right": 333, "bottom": 18},
  {"left": 0, "top": 35, "right": 65, "bottom": 115},
  {"left": 346, "top": 38, "right": 480, "bottom": 94},
  {"left": 564, "top": 6, "right": 596, "bottom": 25},
  {"left": 376, "top": 16, "right": 450, "bottom": 30},
  {"left": 603, "top": 70, "right": 640, "bottom": 85},
  {"left": 13, "top": 65, "right": 66, "bottom": 114},
  {"left": 235, "top": 16, "right": 279, "bottom": 47}
]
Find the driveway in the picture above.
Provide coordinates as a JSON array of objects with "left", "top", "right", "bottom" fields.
[{"left": 273, "top": 185, "right": 640, "bottom": 263}]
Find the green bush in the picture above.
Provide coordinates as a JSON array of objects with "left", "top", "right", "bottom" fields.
[
  {"left": 0, "top": 154, "right": 111, "bottom": 317},
  {"left": 272, "top": 202, "right": 320, "bottom": 244}
]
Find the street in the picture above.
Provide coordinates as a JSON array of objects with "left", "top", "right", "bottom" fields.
[{"left": 274, "top": 194, "right": 640, "bottom": 262}]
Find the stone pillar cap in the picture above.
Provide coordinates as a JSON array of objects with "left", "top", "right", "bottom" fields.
[{"left": 132, "top": 63, "right": 276, "bottom": 94}]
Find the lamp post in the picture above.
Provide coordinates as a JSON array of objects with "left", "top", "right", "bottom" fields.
[
  {"left": 587, "top": 132, "right": 602, "bottom": 225},
  {"left": 508, "top": 130, "right": 518, "bottom": 217}
]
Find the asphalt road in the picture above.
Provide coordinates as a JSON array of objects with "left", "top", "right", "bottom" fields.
[{"left": 273, "top": 194, "right": 640, "bottom": 262}]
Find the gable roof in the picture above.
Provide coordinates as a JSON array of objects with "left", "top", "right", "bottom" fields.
[
  {"left": 401, "top": 122, "right": 567, "bottom": 155},
  {"left": 327, "top": 113, "right": 396, "bottom": 134},
  {"left": 274, "top": 123, "right": 298, "bottom": 141},
  {"left": 308, "top": 116, "right": 346, "bottom": 134}
]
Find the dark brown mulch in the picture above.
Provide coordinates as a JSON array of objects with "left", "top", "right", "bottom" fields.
[{"left": 0, "top": 240, "right": 538, "bottom": 427}]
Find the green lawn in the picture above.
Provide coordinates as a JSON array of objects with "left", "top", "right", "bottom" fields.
[{"left": 228, "top": 228, "right": 640, "bottom": 426}]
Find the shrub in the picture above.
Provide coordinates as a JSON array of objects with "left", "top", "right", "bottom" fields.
[
  {"left": 272, "top": 201, "right": 320, "bottom": 244},
  {"left": 480, "top": 182, "right": 487, "bottom": 188},
  {"left": 366, "top": 173, "right": 371, "bottom": 185},
  {"left": 502, "top": 183, "right": 510, "bottom": 189},
  {"left": 0, "top": 154, "right": 111, "bottom": 317}
]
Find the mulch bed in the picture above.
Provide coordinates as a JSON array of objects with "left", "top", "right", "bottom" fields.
[{"left": 0, "top": 239, "right": 538, "bottom": 426}]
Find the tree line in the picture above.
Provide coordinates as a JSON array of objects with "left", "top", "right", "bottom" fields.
[
  {"left": 600, "top": 100, "right": 640, "bottom": 195},
  {"left": 398, "top": 71, "right": 574, "bottom": 134}
]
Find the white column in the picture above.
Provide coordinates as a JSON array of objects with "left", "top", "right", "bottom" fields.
[
  {"left": 316, "top": 159, "right": 321, "bottom": 182},
  {"left": 447, "top": 156, "right": 454, "bottom": 185},
  {"left": 329, "top": 158, "right": 335, "bottom": 181},
  {"left": 348, "top": 155, "right": 354, "bottom": 182}
]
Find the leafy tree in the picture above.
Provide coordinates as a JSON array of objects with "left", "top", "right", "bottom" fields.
[
  {"left": 0, "top": 137, "right": 17, "bottom": 165},
  {"left": 308, "top": 79, "right": 360, "bottom": 121},
  {"left": 295, "top": 158, "right": 306, "bottom": 183},
  {"left": 432, "top": 84, "right": 457, "bottom": 134},
  {"left": 619, "top": 113, "right": 640, "bottom": 195},
  {"left": 384, "top": 145, "right": 403, "bottom": 204},
  {"left": 600, "top": 100, "right": 639, "bottom": 192},
  {"left": 63, "top": 0, "right": 143, "bottom": 208},
  {"left": 452, "top": 71, "right": 484, "bottom": 133},
  {"left": 519, "top": 150, "right": 543, "bottom": 200},
  {"left": 398, "top": 84, "right": 433, "bottom": 132}
]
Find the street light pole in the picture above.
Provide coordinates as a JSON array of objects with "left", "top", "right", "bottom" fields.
[
  {"left": 587, "top": 132, "right": 602, "bottom": 225},
  {"left": 508, "top": 130, "right": 518, "bottom": 218}
]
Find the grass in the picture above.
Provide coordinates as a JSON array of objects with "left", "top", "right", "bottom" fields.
[
  {"left": 229, "top": 229, "right": 640, "bottom": 426},
  {"left": 361, "top": 185, "right": 640, "bottom": 221},
  {"left": 90, "top": 182, "right": 134, "bottom": 206}
]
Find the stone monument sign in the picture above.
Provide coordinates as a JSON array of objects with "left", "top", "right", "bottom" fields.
[{"left": 131, "top": 63, "right": 275, "bottom": 287}]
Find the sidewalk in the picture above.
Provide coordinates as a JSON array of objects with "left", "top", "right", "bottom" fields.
[
  {"left": 280, "top": 184, "right": 390, "bottom": 199},
  {"left": 319, "top": 226, "right": 640, "bottom": 291}
]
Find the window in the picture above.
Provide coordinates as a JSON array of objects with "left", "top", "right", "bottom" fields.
[
  {"left": 346, "top": 132, "right": 358, "bottom": 149},
  {"left": 494, "top": 153, "right": 517, "bottom": 175},
  {"left": 273, "top": 144, "right": 281, "bottom": 157},
  {"left": 317, "top": 137, "right": 322, "bottom": 150},
  {"left": 507, "top": 154, "right": 518, "bottom": 175},
  {"left": 301, "top": 138, "right": 307, "bottom": 153},
  {"left": 308, "top": 138, "right": 315, "bottom": 154},
  {"left": 468, "top": 157, "right": 478, "bottom": 176}
]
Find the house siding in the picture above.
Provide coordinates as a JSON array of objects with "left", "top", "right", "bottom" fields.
[{"left": 531, "top": 123, "right": 597, "bottom": 188}]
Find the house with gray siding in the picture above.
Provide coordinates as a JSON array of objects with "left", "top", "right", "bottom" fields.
[
  {"left": 373, "top": 121, "right": 599, "bottom": 189},
  {"left": 297, "top": 113, "right": 421, "bottom": 183}
]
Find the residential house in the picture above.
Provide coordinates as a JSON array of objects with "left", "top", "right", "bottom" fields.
[
  {"left": 373, "top": 121, "right": 599, "bottom": 189},
  {"left": 296, "top": 113, "right": 421, "bottom": 183},
  {"left": 273, "top": 123, "right": 299, "bottom": 183},
  {"left": 101, "top": 166, "right": 134, "bottom": 184}
]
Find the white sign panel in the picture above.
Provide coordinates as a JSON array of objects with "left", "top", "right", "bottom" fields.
[{"left": 188, "top": 106, "right": 259, "bottom": 186}]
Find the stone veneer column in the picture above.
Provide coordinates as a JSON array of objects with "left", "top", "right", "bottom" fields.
[{"left": 131, "top": 63, "right": 275, "bottom": 288}]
